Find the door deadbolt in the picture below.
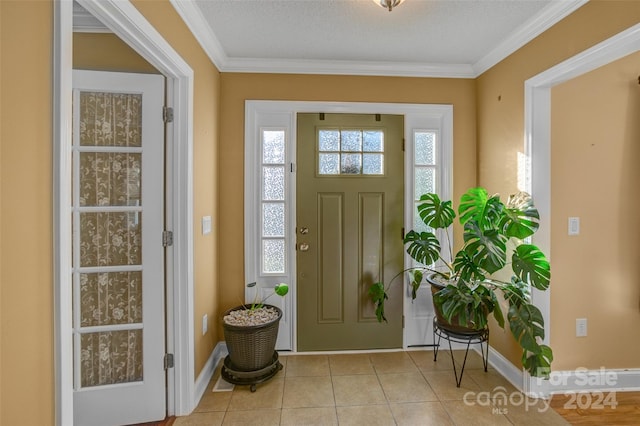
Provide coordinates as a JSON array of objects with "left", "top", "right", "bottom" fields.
[{"left": 299, "top": 227, "right": 309, "bottom": 235}]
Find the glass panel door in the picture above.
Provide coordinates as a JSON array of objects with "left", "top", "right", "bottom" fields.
[{"left": 72, "top": 70, "right": 165, "bottom": 426}]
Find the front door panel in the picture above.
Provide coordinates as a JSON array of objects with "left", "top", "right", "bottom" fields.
[{"left": 297, "top": 113, "right": 404, "bottom": 350}]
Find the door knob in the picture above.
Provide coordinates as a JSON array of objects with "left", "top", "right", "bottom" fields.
[{"left": 299, "top": 243, "right": 310, "bottom": 251}]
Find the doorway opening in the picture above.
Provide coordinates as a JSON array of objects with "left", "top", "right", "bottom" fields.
[{"left": 54, "top": 1, "right": 195, "bottom": 423}]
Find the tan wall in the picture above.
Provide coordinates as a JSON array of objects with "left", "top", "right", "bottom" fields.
[
  {"left": 73, "top": 33, "right": 157, "bottom": 73},
  {"left": 0, "top": 1, "right": 220, "bottom": 424},
  {"left": 218, "top": 73, "right": 477, "bottom": 334},
  {"left": 550, "top": 51, "right": 640, "bottom": 370},
  {"left": 477, "top": 1, "right": 640, "bottom": 369},
  {"left": 1, "top": 1, "right": 54, "bottom": 424}
]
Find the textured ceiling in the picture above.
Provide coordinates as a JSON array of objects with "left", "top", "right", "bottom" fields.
[
  {"left": 175, "top": 0, "right": 586, "bottom": 77},
  {"left": 198, "top": 0, "right": 545, "bottom": 64},
  {"left": 73, "top": 0, "right": 588, "bottom": 78}
]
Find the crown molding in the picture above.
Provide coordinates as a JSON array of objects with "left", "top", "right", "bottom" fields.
[
  {"left": 73, "top": 1, "right": 110, "bottom": 33},
  {"left": 472, "top": 0, "right": 588, "bottom": 76},
  {"left": 171, "top": 0, "right": 587, "bottom": 78},
  {"left": 169, "top": 0, "right": 227, "bottom": 68},
  {"left": 222, "top": 57, "right": 476, "bottom": 78}
]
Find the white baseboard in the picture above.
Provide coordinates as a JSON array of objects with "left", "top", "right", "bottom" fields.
[
  {"left": 476, "top": 346, "right": 640, "bottom": 398},
  {"left": 193, "top": 342, "right": 229, "bottom": 407},
  {"left": 480, "top": 345, "right": 527, "bottom": 392}
]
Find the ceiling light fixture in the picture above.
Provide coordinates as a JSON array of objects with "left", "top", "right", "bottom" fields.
[{"left": 373, "top": 0, "right": 405, "bottom": 12}]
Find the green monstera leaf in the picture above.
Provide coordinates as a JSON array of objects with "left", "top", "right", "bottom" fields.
[
  {"left": 512, "top": 244, "right": 551, "bottom": 291},
  {"left": 507, "top": 299, "right": 554, "bottom": 378},
  {"left": 368, "top": 281, "right": 388, "bottom": 323},
  {"left": 462, "top": 221, "right": 507, "bottom": 274},
  {"left": 452, "top": 250, "right": 485, "bottom": 283},
  {"left": 408, "top": 269, "right": 423, "bottom": 300},
  {"left": 417, "top": 193, "right": 455, "bottom": 229},
  {"left": 522, "top": 345, "right": 553, "bottom": 379},
  {"left": 500, "top": 192, "right": 540, "bottom": 239},
  {"left": 404, "top": 230, "right": 440, "bottom": 266},
  {"left": 508, "top": 301, "right": 545, "bottom": 355},
  {"left": 458, "top": 187, "right": 503, "bottom": 230}
]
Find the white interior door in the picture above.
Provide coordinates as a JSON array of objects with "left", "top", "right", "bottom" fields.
[{"left": 72, "top": 70, "right": 166, "bottom": 425}]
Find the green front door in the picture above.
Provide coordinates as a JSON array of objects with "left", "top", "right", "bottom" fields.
[{"left": 296, "top": 113, "right": 404, "bottom": 351}]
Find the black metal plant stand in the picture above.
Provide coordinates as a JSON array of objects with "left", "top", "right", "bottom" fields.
[{"left": 432, "top": 317, "right": 489, "bottom": 387}]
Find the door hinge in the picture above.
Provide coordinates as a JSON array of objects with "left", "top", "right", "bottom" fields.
[
  {"left": 402, "top": 315, "right": 405, "bottom": 329},
  {"left": 163, "top": 106, "right": 174, "bottom": 123},
  {"left": 401, "top": 227, "right": 405, "bottom": 240},
  {"left": 164, "top": 353, "right": 174, "bottom": 369},
  {"left": 162, "top": 230, "right": 174, "bottom": 247},
  {"left": 402, "top": 138, "right": 405, "bottom": 151}
]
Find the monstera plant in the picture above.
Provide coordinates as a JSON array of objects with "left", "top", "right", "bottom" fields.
[{"left": 369, "top": 187, "right": 553, "bottom": 378}]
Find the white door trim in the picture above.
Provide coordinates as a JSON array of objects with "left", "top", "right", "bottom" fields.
[
  {"left": 54, "top": 1, "right": 195, "bottom": 424},
  {"left": 244, "top": 101, "right": 453, "bottom": 351},
  {"left": 524, "top": 22, "right": 640, "bottom": 396}
]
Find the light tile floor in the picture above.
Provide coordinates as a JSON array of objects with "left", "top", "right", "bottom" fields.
[{"left": 174, "top": 350, "right": 568, "bottom": 426}]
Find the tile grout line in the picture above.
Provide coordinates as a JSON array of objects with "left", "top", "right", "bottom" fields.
[{"left": 327, "top": 355, "right": 339, "bottom": 426}]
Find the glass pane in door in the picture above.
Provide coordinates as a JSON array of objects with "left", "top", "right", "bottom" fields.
[
  {"left": 74, "top": 89, "right": 145, "bottom": 389},
  {"left": 79, "top": 92, "right": 142, "bottom": 147},
  {"left": 80, "top": 330, "right": 143, "bottom": 388},
  {"left": 79, "top": 272, "right": 143, "bottom": 327}
]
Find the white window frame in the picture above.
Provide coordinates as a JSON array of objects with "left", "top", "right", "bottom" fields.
[{"left": 244, "top": 101, "right": 453, "bottom": 351}]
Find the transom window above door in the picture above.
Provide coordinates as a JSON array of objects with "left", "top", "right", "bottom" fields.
[{"left": 317, "top": 128, "right": 384, "bottom": 175}]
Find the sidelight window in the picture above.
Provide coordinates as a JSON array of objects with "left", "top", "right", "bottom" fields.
[
  {"left": 413, "top": 130, "right": 438, "bottom": 233},
  {"left": 260, "top": 129, "right": 287, "bottom": 274}
]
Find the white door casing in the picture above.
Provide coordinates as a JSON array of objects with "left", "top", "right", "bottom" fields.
[
  {"left": 403, "top": 110, "right": 454, "bottom": 347},
  {"left": 72, "top": 70, "right": 165, "bottom": 425},
  {"left": 524, "top": 23, "right": 640, "bottom": 396},
  {"left": 244, "top": 101, "right": 453, "bottom": 350}
]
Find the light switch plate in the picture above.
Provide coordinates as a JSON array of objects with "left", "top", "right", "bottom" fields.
[
  {"left": 568, "top": 217, "right": 580, "bottom": 236},
  {"left": 576, "top": 318, "right": 587, "bottom": 337},
  {"left": 202, "top": 216, "right": 212, "bottom": 235}
]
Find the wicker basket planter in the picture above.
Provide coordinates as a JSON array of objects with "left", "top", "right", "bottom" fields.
[
  {"left": 221, "top": 304, "right": 283, "bottom": 391},
  {"left": 223, "top": 304, "right": 282, "bottom": 370}
]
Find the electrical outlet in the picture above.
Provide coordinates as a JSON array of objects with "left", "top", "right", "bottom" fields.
[
  {"left": 202, "top": 314, "right": 208, "bottom": 335},
  {"left": 576, "top": 318, "right": 587, "bottom": 337}
]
